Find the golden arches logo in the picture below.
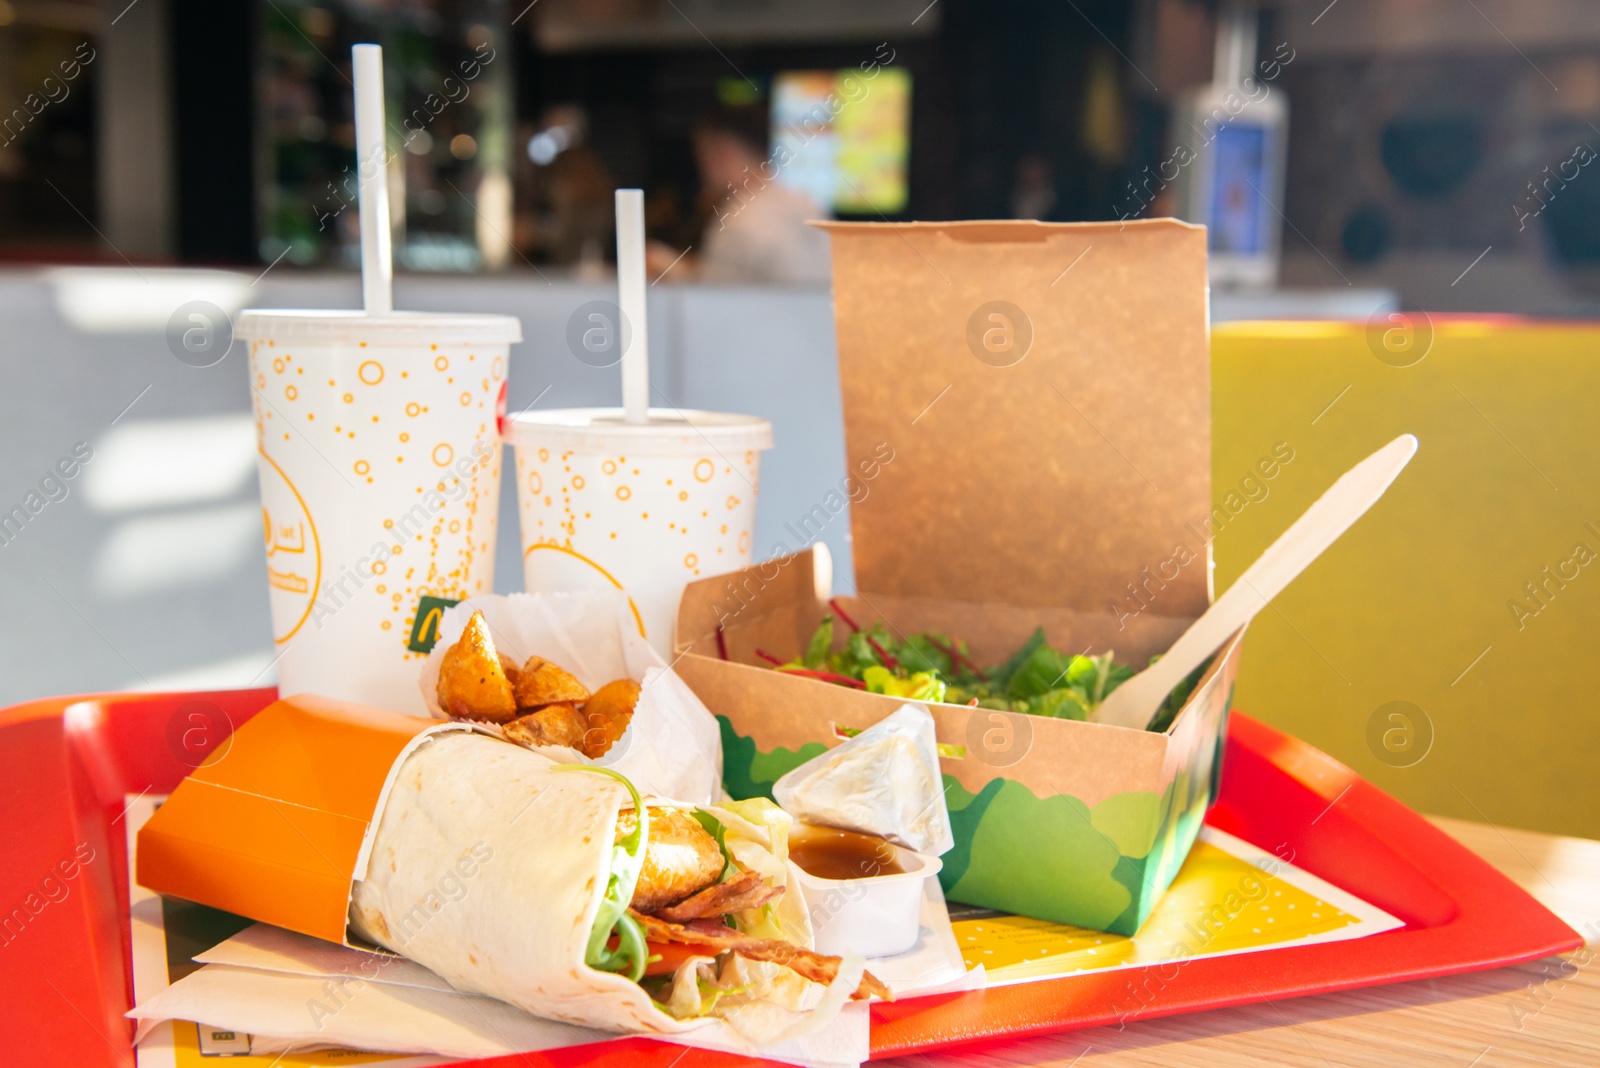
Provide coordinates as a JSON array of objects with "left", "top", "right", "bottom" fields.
[
  {"left": 258, "top": 448, "right": 321, "bottom": 644},
  {"left": 522, "top": 542, "right": 646, "bottom": 638}
]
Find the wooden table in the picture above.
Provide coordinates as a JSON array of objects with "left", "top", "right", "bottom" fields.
[{"left": 883, "top": 817, "right": 1600, "bottom": 1068}]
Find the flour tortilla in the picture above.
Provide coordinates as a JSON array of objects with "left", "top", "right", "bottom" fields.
[{"left": 347, "top": 732, "right": 852, "bottom": 1041}]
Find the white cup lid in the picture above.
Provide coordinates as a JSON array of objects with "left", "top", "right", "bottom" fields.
[
  {"left": 237, "top": 309, "right": 522, "bottom": 345},
  {"left": 508, "top": 408, "right": 773, "bottom": 455}
]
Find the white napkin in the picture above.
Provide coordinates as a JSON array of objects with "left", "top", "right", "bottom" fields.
[{"left": 130, "top": 923, "right": 871, "bottom": 1068}]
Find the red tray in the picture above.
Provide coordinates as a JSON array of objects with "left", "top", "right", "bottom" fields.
[{"left": 0, "top": 688, "right": 1580, "bottom": 1066}]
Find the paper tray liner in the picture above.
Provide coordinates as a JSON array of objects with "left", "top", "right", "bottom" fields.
[{"left": 136, "top": 694, "right": 485, "bottom": 946}]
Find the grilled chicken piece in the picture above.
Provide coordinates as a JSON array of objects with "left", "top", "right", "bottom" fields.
[{"left": 619, "top": 806, "right": 725, "bottom": 913}]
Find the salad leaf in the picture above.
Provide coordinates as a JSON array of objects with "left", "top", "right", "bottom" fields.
[
  {"left": 1024, "top": 688, "right": 1092, "bottom": 720},
  {"left": 555, "top": 764, "right": 649, "bottom": 982},
  {"left": 1006, "top": 645, "right": 1074, "bottom": 700},
  {"left": 767, "top": 617, "right": 1202, "bottom": 732},
  {"left": 838, "top": 630, "right": 883, "bottom": 676},
  {"left": 898, "top": 633, "right": 951, "bottom": 676},
  {"left": 991, "top": 626, "right": 1048, "bottom": 690},
  {"left": 863, "top": 665, "right": 947, "bottom": 703},
  {"left": 802, "top": 616, "right": 833, "bottom": 669}
]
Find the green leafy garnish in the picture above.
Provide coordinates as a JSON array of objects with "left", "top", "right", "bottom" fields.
[
  {"left": 689, "top": 808, "right": 737, "bottom": 882},
  {"left": 767, "top": 615, "right": 1211, "bottom": 732},
  {"left": 802, "top": 615, "right": 834, "bottom": 669},
  {"left": 555, "top": 764, "right": 650, "bottom": 982},
  {"left": 863, "top": 665, "right": 947, "bottom": 702}
]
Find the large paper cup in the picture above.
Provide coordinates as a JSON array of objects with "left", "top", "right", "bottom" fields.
[
  {"left": 240, "top": 310, "right": 521, "bottom": 713},
  {"left": 509, "top": 409, "right": 773, "bottom": 655}
]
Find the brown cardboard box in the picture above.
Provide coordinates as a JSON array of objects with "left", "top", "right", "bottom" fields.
[{"left": 674, "top": 220, "right": 1240, "bottom": 935}]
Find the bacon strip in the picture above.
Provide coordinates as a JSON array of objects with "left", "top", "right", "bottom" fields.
[
  {"left": 654, "top": 869, "right": 784, "bottom": 922},
  {"left": 631, "top": 909, "right": 893, "bottom": 1001}
]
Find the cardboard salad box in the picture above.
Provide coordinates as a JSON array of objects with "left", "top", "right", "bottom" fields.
[{"left": 674, "top": 219, "right": 1241, "bottom": 936}]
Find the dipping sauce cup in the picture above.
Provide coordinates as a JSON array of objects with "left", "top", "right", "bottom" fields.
[{"left": 789, "top": 824, "right": 943, "bottom": 958}]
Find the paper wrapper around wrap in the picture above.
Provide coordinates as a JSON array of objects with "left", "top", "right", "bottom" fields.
[{"left": 134, "top": 694, "right": 861, "bottom": 1047}]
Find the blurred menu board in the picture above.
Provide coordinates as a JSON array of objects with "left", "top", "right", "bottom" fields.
[{"left": 770, "top": 68, "right": 911, "bottom": 215}]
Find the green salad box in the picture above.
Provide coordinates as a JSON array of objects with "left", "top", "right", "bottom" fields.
[{"left": 675, "top": 219, "right": 1239, "bottom": 935}]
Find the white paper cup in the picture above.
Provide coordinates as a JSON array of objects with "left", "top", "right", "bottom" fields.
[
  {"left": 508, "top": 408, "right": 773, "bottom": 655},
  {"left": 240, "top": 310, "right": 521, "bottom": 713}
]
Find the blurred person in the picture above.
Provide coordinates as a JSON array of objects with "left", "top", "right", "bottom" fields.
[
  {"left": 647, "top": 102, "right": 832, "bottom": 285},
  {"left": 520, "top": 106, "right": 616, "bottom": 267},
  {"left": 1011, "top": 152, "right": 1057, "bottom": 220}
]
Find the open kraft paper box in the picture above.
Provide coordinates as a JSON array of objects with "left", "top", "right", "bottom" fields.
[{"left": 674, "top": 219, "right": 1242, "bottom": 936}]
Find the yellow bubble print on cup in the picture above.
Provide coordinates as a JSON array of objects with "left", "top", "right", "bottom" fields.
[
  {"left": 509, "top": 408, "right": 773, "bottom": 656},
  {"left": 241, "top": 310, "right": 521, "bottom": 714}
]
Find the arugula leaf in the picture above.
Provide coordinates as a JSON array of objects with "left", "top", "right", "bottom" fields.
[
  {"left": 802, "top": 616, "right": 834, "bottom": 669},
  {"left": 555, "top": 764, "right": 650, "bottom": 982},
  {"left": 689, "top": 808, "right": 737, "bottom": 882},
  {"left": 991, "top": 627, "right": 1048, "bottom": 690}
]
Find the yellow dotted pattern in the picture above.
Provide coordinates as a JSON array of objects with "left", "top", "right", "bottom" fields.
[
  {"left": 249, "top": 337, "right": 506, "bottom": 658},
  {"left": 950, "top": 838, "right": 1367, "bottom": 983},
  {"left": 514, "top": 444, "right": 759, "bottom": 582}
]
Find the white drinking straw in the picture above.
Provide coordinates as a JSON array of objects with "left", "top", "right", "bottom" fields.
[
  {"left": 615, "top": 188, "right": 649, "bottom": 425},
  {"left": 352, "top": 44, "right": 393, "bottom": 315}
]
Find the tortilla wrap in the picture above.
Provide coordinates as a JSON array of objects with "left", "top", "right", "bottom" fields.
[{"left": 347, "top": 732, "right": 857, "bottom": 1041}]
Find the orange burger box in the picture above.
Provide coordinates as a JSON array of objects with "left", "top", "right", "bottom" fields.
[
  {"left": 674, "top": 220, "right": 1241, "bottom": 936},
  {"left": 136, "top": 695, "right": 492, "bottom": 947}
]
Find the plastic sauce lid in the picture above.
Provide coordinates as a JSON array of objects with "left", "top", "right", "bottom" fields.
[
  {"left": 507, "top": 408, "right": 773, "bottom": 456},
  {"left": 236, "top": 309, "right": 522, "bottom": 346}
]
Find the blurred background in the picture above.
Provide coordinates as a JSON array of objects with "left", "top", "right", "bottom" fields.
[{"left": 2, "top": 0, "right": 1598, "bottom": 838}]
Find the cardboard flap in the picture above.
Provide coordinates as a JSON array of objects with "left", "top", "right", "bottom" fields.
[
  {"left": 137, "top": 695, "right": 469, "bottom": 945},
  {"left": 819, "top": 219, "right": 1211, "bottom": 615}
]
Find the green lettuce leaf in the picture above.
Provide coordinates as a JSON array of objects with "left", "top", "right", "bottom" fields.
[
  {"left": 802, "top": 615, "right": 834, "bottom": 669},
  {"left": 992, "top": 627, "right": 1048, "bottom": 690},
  {"left": 863, "top": 665, "right": 948, "bottom": 702}
]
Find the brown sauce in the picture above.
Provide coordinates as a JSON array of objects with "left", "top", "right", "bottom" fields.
[{"left": 789, "top": 826, "right": 905, "bottom": 880}]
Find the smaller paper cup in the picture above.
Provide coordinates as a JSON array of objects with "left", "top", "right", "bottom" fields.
[
  {"left": 240, "top": 309, "right": 520, "bottom": 714},
  {"left": 508, "top": 409, "right": 773, "bottom": 655}
]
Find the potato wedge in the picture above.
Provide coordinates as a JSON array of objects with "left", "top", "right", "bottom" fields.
[
  {"left": 579, "top": 678, "right": 640, "bottom": 758},
  {"left": 514, "top": 656, "right": 590, "bottom": 710},
  {"left": 435, "top": 611, "right": 518, "bottom": 722},
  {"left": 503, "top": 703, "right": 586, "bottom": 750},
  {"left": 498, "top": 653, "right": 521, "bottom": 691}
]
